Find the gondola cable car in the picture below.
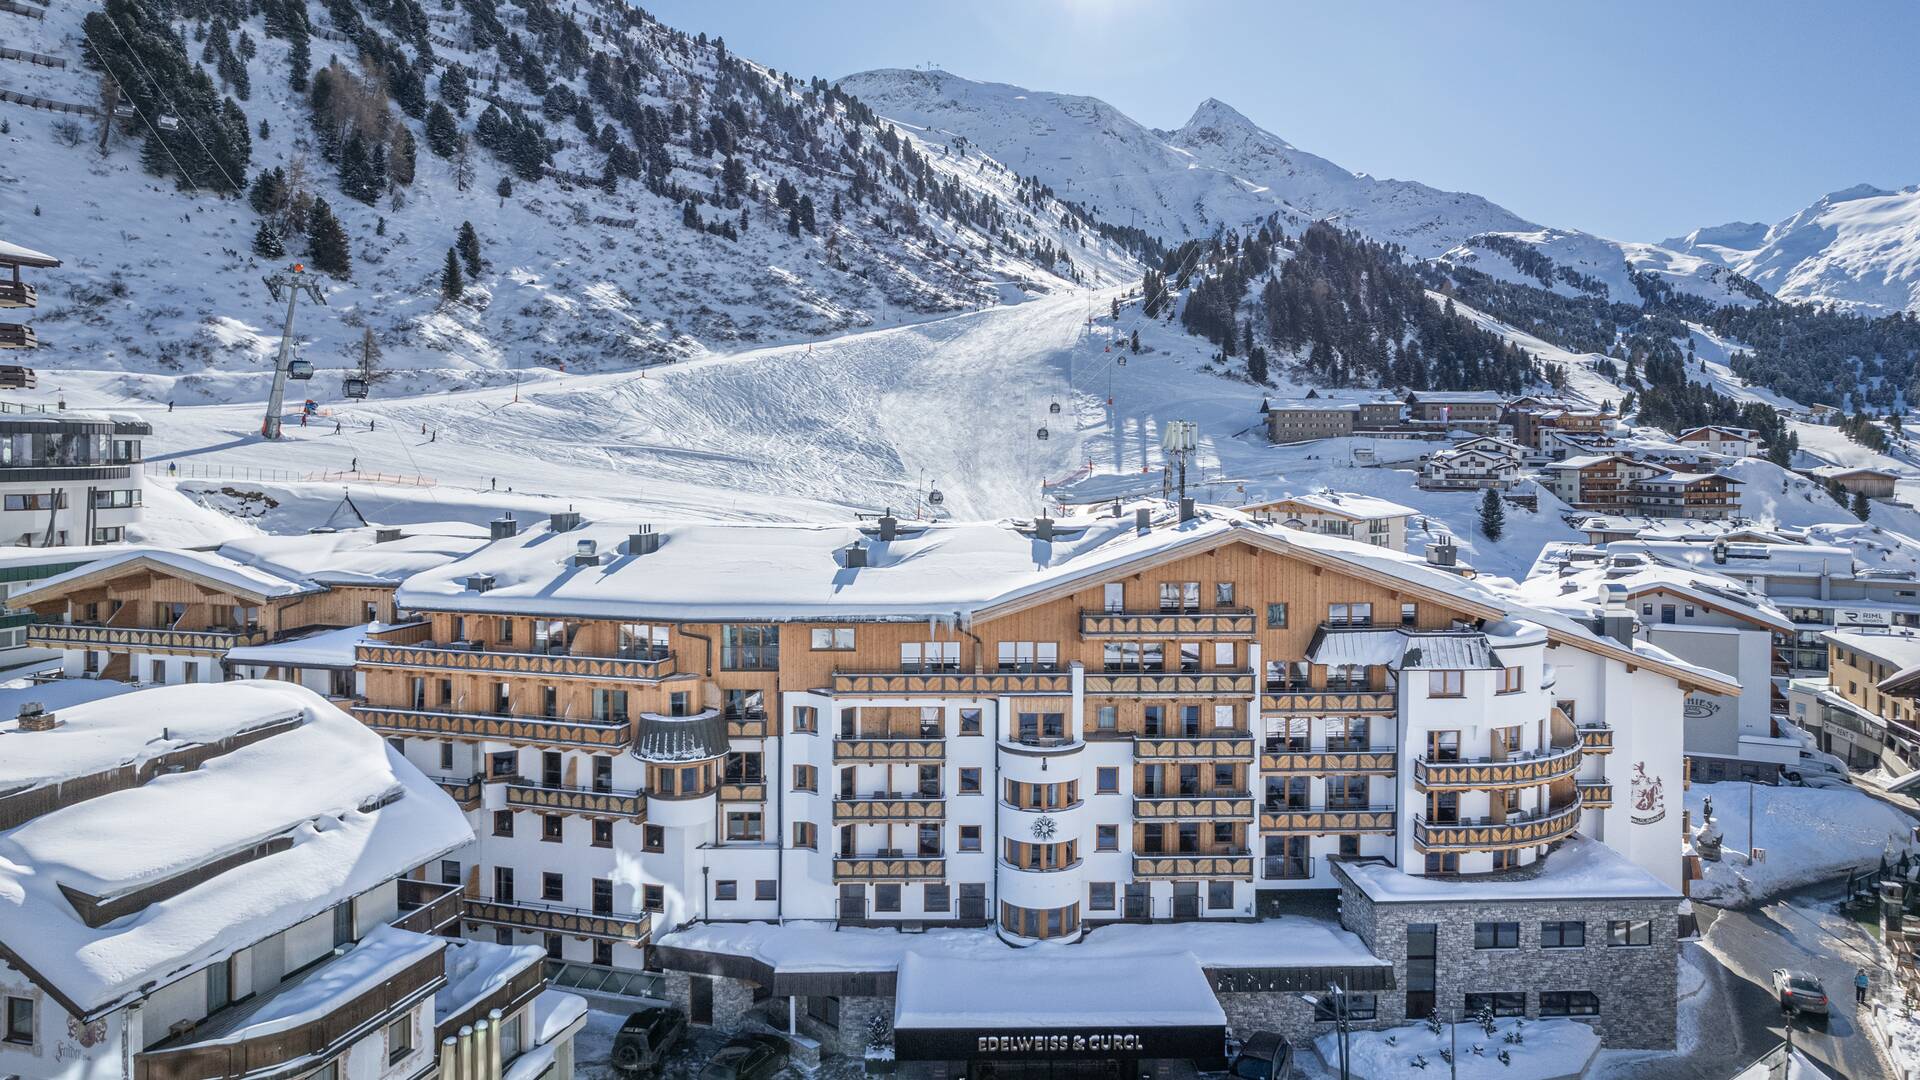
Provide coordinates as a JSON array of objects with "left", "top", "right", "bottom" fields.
[
  {"left": 287, "top": 359, "right": 314, "bottom": 380},
  {"left": 343, "top": 376, "right": 370, "bottom": 400}
]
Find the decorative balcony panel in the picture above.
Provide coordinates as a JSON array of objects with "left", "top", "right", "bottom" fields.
[
  {"left": 832, "top": 856, "right": 945, "bottom": 882},
  {"left": 30, "top": 622, "right": 267, "bottom": 654},
  {"left": 832, "top": 797, "right": 946, "bottom": 823},
  {"left": 1262, "top": 690, "right": 1396, "bottom": 715},
  {"left": 1086, "top": 671, "right": 1256, "bottom": 696},
  {"left": 831, "top": 671, "right": 1070, "bottom": 696},
  {"left": 432, "top": 774, "right": 484, "bottom": 810},
  {"left": 1134, "top": 736, "right": 1256, "bottom": 761},
  {"left": 1259, "top": 807, "right": 1396, "bottom": 834},
  {"left": 1578, "top": 780, "right": 1613, "bottom": 809},
  {"left": 1579, "top": 726, "right": 1614, "bottom": 754},
  {"left": 1079, "top": 609, "right": 1256, "bottom": 638},
  {"left": 832, "top": 738, "right": 946, "bottom": 763},
  {"left": 1132, "top": 853, "right": 1253, "bottom": 879},
  {"left": 351, "top": 704, "right": 631, "bottom": 749},
  {"left": 719, "top": 782, "right": 767, "bottom": 803},
  {"left": 1134, "top": 796, "right": 1254, "bottom": 820},
  {"left": 1413, "top": 803, "right": 1582, "bottom": 853},
  {"left": 356, "top": 641, "right": 677, "bottom": 681},
  {"left": 463, "top": 898, "right": 650, "bottom": 942},
  {"left": 504, "top": 782, "right": 646, "bottom": 819},
  {"left": 1414, "top": 743, "right": 1583, "bottom": 791},
  {"left": 1260, "top": 750, "right": 1397, "bottom": 775},
  {"left": 727, "top": 716, "right": 768, "bottom": 738}
]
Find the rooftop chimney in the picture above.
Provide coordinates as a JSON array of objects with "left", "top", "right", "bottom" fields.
[
  {"left": 1599, "top": 582, "right": 1636, "bottom": 646},
  {"left": 374, "top": 526, "right": 403, "bottom": 544},
  {"left": 15, "top": 702, "right": 57, "bottom": 732},
  {"left": 1427, "top": 540, "right": 1457, "bottom": 567},
  {"left": 549, "top": 510, "right": 581, "bottom": 533},
  {"left": 1136, "top": 508, "right": 1152, "bottom": 533},
  {"left": 573, "top": 539, "right": 599, "bottom": 567},
  {"left": 844, "top": 544, "right": 867, "bottom": 569},
  {"left": 1034, "top": 515, "right": 1054, "bottom": 542},
  {"left": 629, "top": 524, "right": 661, "bottom": 556},
  {"left": 466, "top": 572, "right": 496, "bottom": 593},
  {"left": 490, "top": 515, "right": 519, "bottom": 540},
  {"left": 1179, "top": 497, "right": 1196, "bottom": 522},
  {"left": 878, "top": 513, "right": 898, "bottom": 542}
]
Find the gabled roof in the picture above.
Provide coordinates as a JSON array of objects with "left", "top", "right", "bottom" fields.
[
  {"left": 1635, "top": 472, "right": 1742, "bottom": 488},
  {"left": 1244, "top": 491, "right": 1418, "bottom": 521},
  {"left": 9, "top": 548, "right": 322, "bottom": 606},
  {"left": 1677, "top": 425, "right": 1755, "bottom": 441}
]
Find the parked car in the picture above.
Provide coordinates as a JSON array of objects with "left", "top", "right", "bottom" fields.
[
  {"left": 1229, "top": 1031, "right": 1294, "bottom": 1080},
  {"left": 699, "top": 1032, "right": 790, "bottom": 1080},
  {"left": 1771, "top": 969, "right": 1830, "bottom": 1016},
  {"left": 611, "top": 1005, "right": 688, "bottom": 1077}
]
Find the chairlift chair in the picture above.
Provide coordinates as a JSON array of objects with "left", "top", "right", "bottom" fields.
[
  {"left": 112, "top": 104, "right": 135, "bottom": 120},
  {"left": 343, "top": 376, "right": 370, "bottom": 400},
  {"left": 287, "top": 359, "right": 314, "bottom": 380},
  {"left": 156, "top": 114, "right": 181, "bottom": 131}
]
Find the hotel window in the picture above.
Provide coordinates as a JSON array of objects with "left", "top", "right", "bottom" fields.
[
  {"left": 1539, "top": 991, "right": 1600, "bottom": 1017},
  {"left": 756, "top": 880, "right": 778, "bottom": 901},
  {"left": 924, "top": 884, "right": 950, "bottom": 912},
  {"left": 1103, "top": 583, "right": 1125, "bottom": 612},
  {"left": 1313, "top": 993, "right": 1378, "bottom": 1022},
  {"left": 726, "top": 812, "right": 763, "bottom": 842},
  {"left": 1179, "top": 643, "right": 1202, "bottom": 672},
  {"left": 1328, "top": 603, "right": 1373, "bottom": 627},
  {"left": 386, "top": 1015, "right": 414, "bottom": 1066},
  {"left": 542, "top": 815, "right": 563, "bottom": 842},
  {"left": 440, "top": 859, "right": 461, "bottom": 885},
  {"left": 1326, "top": 664, "right": 1367, "bottom": 691},
  {"left": 644, "top": 885, "right": 664, "bottom": 911},
  {"left": 1096, "top": 767, "right": 1119, "bottom": 794},
  {"left": 714, "top": 880, "right": 738, "bottom": 901},
  {"left": 439, "top": 742, "right": 454, "bottom": 770},
  {"left": 592, "top": 820, "right": 613, "bottom": 848},
  {"left": 1096, "top": 705, "right": 1118, "bottom": 732},
  {"left": 1266, "top": 602, "right": 1288, "bottom": 628},
  {"left": 496, "top": 617, "right": 514, "bottom": 643},
  {"left": 1405, "top": 924, "right": 1437, "bottom": 1019},
  {"left": 1089, "top": 882, "right": 1115, "bottom": 911},
  {"left": 1326, "top": 716, "right": 1369, "bottom": 750},
  {"left": 1159, "top": 581, "right": 1200, "bottom": 612},
  {"left": 1207, "top": 882, "right": 1234, "bottom": 910},
  {"left": 1143, "top": 705, "right": 1165, "bottom": 735},
  {"left": 643, "top": 825, "right": 665, "bottom": 853},
  {"left": 1213, "top": 705, "right": 1236, "bottom": 729},
  {"left": 1497, "top": 667, "right": 1523, "bottom": 694},
  {"left": 1473, "top": 922, "right": 1519, "bottom": 950},
  {"left": 875, "top": 884, "right": 901, "bottom": 913},
  {"left": 958, "top": 767, "right": 981, "bottom": 794},
  {"left": 810, "top": 627, "right": 855, "bottom": 650},
  {"left": 542, "top": 873, "right": 563, "bottom": 902},
  {"left": 594, "top": 942, "right": 613, "bottom": 967},
  {"left": 1401, "top": 602, "right": 1418, "bottom": 627},
  {"left": 1211, "top": 821, "right": 1234, "bottom": 845},
  {"left": 1428, "top": 670, "right": 1465, "bottom": 698},
  {"left": 900, "top": 640, "right": 960, "bottom": 672},
  {"left": 997, "top": 641, "right": 1059, "bottom": 672},
  {"left": 1215, "top": 582, "right": 1236, "bottom": 606},
  {"left": 493, "top": 867, "right": 515, "bottom": 903},
  {"left": 792, "top": 706, "right": 818, "bottom": 734},
  {"left": 959, "top": 708, "right": 983, "bottom": 735},
  {"left": 721, "top": 624, "right": 780, "bottom": 670},
  {"left": 1096, "top": 825, "right": 1119, "bottom": 851},
  {"left": 1609, "top": 920, "right": 1652, "bottom": 947},
  {"left": 1213, "top": 641, "right": 1235, "bottom": 667},
  {"left": 1463, "top": 992, "right": 1527, "bottom": 1018},
  {"left": 793, "top": 764, "right": 817, "bottom": 791},
  {"left": 959, "top": 825, "right": 982, "bottom": 852},
  {"left": 1541, "top": 921, "right": 1585, "bottom": 948},
  {"left": 492, "top": 810, "right": 513, "bottom": 837},
  {"left": 1424, "top": 853, "right": 1459, "bottom": 876},
  {"left": 793, "top": 822, "right": 817, "bottom": 849}
]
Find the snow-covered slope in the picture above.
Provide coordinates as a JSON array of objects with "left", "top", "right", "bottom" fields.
[
  {"left": 1665, "top": 183, "right": 1920, "bottom": 314},
  {"left": 0, "top": 1, "right": 1133, "bottom": 403}
]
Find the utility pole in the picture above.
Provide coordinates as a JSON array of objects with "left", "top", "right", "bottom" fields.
[{"left": 260, "top": 263, "right": 327, "bottom": 439}]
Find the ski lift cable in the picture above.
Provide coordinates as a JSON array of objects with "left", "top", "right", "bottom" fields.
[
  {"left": 75, "top": 25, "right": 200, "bottom": 195},
  {"left": 96, "top": 15, "right": 246, "bottom": 195},
  {"left": 1061, "top": 237, "right": 1210, "bottom": 401}
]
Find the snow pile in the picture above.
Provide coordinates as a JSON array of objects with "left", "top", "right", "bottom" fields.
[
  {"left": 1868, "top": 998, "right": 1920, "bottom": 1080},
  {"left": 179, "top": 925, "right": 443, "bottom": 1046},
  {"left": 1685, "top": 782, "right": 1917, "bottom": 907},
  {"left": 1312, "top": 1018, "right": 1600, "bottom": 1080}
]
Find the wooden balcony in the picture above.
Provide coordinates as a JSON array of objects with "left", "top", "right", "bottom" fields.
[
  {"left": 463, "top": 897, "right": 650, "bottom": 943},
  {"left": 356, "top": 640, "right": 678, "bottom": 682},
  {"left": 1133, "top": 852, "right": 1253, "bottom": 879},
  {"left": 1134, "top": 795, "right": 1254, "bottom": 820},
  {"left": 1262, "top": 690, "right": 1396, "bottom": 715},
  {"left": 1578, "top": 780, "right": 1613, "bottom": 809},
  {"left": 1086, "top": 671, "right": 1256, "bottom": 696},
  {"left": 0, "top": 323, "right": 37, "bottom": 349},
  {"left": 29, "top": 621, "right": 268, "bottom": 654},
  {"left": 504, "top": 781, "right": 646, "bottom": 819},
  {"left": 832, "top": 737, "right": 946, "bottom": 763},
  {"left": 1414, "top": 742, "right": 1583, "bottom": 791},
  {"left": 391, "top": 878, "right": 465, "bottom": 936},
  {"left": 831, "top": 670, "right": 1070, "bottom": 696},
  {"left": 719, "top": 782, "right": 766, "bottom": 802},
  {"left": 431, "top": 773, "right": 484, "bottom": 811},
  {"left": 832, "top": 795, "right": 946, "bottom": 823},
  {"left": 351, "top": 703, "right": 632, "bottom": 749},
  {"left": 132, "top": 946, "right": 441, "bottom": 1080},
  {"left": 1260, "top": 807, "right": 1396, "bottom": 834},
  {"left": 1413, "top": 802, "right": 1582, "bottom": 853},
  {"left": 1080, "top": 609, "right": 1256, "bottom": 638},
  {"left": 1261, "top": 749, "right": 1397, "bottom": 775},
  {"left": 0, "top": 281, "right": 37, "bottom": 309},
  {"left": 1578, "top": 725, "right": 1614, "bottom": 754},
  {"left": 832, "top": 854, "right": 945, "bottom": 882},
  {"left": 1134, "top": 735, "right": 1255, "bottom": 760},
  {"left": 726, "top": 713, "right": 768, "bottom": 738}
]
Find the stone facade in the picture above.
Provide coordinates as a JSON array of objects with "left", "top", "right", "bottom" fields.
[
  {"left": 1335, "top": 874, "right": 1677, "bottom": 1049},
  {"left": 1214, "top": 991, "right": 1323, "bottom": 1046},
  {"left": 664, "top": 970, "right": 760, "bottom": 1033}
]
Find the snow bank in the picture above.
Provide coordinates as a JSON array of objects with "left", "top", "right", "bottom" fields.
[
  {"left": 1313, "top": 1017, "right": 1599, "bottom": 1080},
  {"left": 1341, "top": 836, "right": 1677, "bottom": 904},
  {"left": 1686, "top": 782, "right": 1917, "bottom": 906}
]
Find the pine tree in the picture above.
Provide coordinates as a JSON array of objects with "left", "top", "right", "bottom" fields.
[
  {"left": 425, "top": 103, "right": 461, "bottom": 158},
  {"left": 439, "top": 248, "right": 464, "bottom": 301},
  {"left": 389, "top": 127, "right": 416, "bottom": 186},
  {"left": 288, "top": 34, "right": 310, "bottom": 91},
  {"left": 1479, "top": 489, "right": 1506, "bottom": 542},
  {"left": 305, "top": 197, "right": 351, "bottom": 278},
  {"left": 496, "top": 175, "right": 513, "bottom": 200},
  {"left": 798, "top": 195, "right": 816, "bottom": 233},
  {"left": 786, "top": 203, "right": 800, "bottom": 237},
  {"left": 339, "top": 132, "right": 375, "bottom": 204},
  {"left": 1853, "top": 490, "right": 1872, "bottom": 521},
  {"left": 456, "top": 222, "right": 482, "bottom": 278},
  {"left": 438, "top": 64, "right": 470, "bottom": 116},
  {"left": 684, "top": 202, "right": 703, "bottom": 230},
  {"left": 251, "top": 218, "right": 285, "bottom": 258},
  {"left": 1247, "top": 345, "right": 1268, "bottom": 385}
]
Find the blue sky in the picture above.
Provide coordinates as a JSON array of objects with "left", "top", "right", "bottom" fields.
[{"left": 643, "top": 1, "right": 1920, "bottom": 242}]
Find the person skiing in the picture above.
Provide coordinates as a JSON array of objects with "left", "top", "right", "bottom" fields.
[
  {"left": 350, "top": 457, "right": 358, "bottom": 472},
  {"left": 1857, "top": 968, "right": 1871, "bottom": 1003}
]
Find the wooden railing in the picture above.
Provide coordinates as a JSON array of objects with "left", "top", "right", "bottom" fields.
[
  {"left": 1261, "top": 749, "right": 1397, "bottom": 775},
  {"left": 1134, "top": 735, "right": 1255, "bottom": 760},
  {"left": 832, "top": 796, "right": 945, "bottom": 822},
  {"left": 1413, "top": 802, "right": 1581, "bottom": 853},
  {"left": 718, "top": 782, "right": 766, "bottom": 802},
  {"left": 832, "top": 737, "right": 946, "bottom": 762},
  {"left": 391, "top": 878, "right": 465, "bottom": 936},
  {"left": 832, "top": 855, "right": 945, "bottom": 882},
  {"left": 1086, "top": 671, "right": 1256, "bottom": 696},
  {"left": 1133, "top": 852, "right": 1253, "bottom": 879},
  {"left": 430, "top": 773, "right": 483, "bottom": 810},
  {"left": 350, "top": 703, "right": 631, "bottom": 748},
  {"left": 1261, "top": 690, "right": 1396, "bottom": 714},
  {"left": 356, "top": 641, "right": 677, "bottom": 681},
  {"left": 831, "top": 670, "right": 1070, "bottom": 696},
  {"left": 1079, "top": 609, "right": 1257, "bottom": 638},
  {"left": 1260, "top": 807, "right": 1396, "bottom": 834},
  {"left": 1414, "top": 742, "right": 1583, "bottom": 791},
  {"left": 504, "top": 781, "right": 646, "bottom": 819},
  {"left": 1577, "top": 780, "right": 1614, "bottom": 808},
  {"left": 1578, "top": 725, "right": 1614, "bottom": 754},
  {"left": 1134, "top": 795, "right": 1254, "bottom": 820},
  {"left": 463, "top": 897, "right": 650, "bottom": 942},
  {"left": 29, "top": 622, "right": 268, "bottom": 652}
]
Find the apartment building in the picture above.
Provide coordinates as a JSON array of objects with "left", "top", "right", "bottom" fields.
[
  {"left": 1404, "top": 391, "right": 1507, "bottom": 432},
  {"left": 1542, "top": 456, "right": 1741, "bottom": 520},
  {"left": 0, "top": 680, "right": 587, "bottom": 1080},
  {"left": 1802, "top": 627, "right": 1920, "bottom": 773},
  {"left": 1674, "top": 426, "right": 1758, "bottom": 459},
  {"left": 1241, "top": 492, "right": 1417, "bottom": 551},
  {"left": 0, "top": 407, "right": 148, "bottom": 546},
  {"left": 1419, "top": 445, "right": 1523, "bottom": 491}
]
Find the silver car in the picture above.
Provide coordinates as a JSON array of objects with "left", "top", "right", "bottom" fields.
[{"left": 1771, "top": 969, "right": 1830, "bottom": 1015}]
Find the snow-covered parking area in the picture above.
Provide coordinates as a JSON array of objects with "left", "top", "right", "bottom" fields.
[
  {"left": 1687, "top": 781, "right": 1917, "bottom": 907},
  {"left": 1310, "top": 1017, "right": 1599, "bottom": 1079}
]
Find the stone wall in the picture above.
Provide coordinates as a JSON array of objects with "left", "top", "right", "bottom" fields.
[
  {"left": 1336, "top": 873, "right": 1677, "bottom": 1049},
  {"left": 663, "top": 970, "right": 760, "bottom": 1033},
  {"left": 795, "top": 995, "right": 890, "bottom": 1059},
  {"left": 1215, "top": 991, "right": 1323, "bottom": 1046}
]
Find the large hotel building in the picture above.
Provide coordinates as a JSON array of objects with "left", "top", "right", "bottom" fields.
[{"left": 12, "top": 503, "right": 1723, "bottom": 1068}]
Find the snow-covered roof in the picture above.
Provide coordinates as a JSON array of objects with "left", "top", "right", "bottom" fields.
[
  {"left": 1809, "top": 464, "right": 1901, "bottom": 480},
  {"left": 437, "top": 936, "right": 545, "bottom": 1027},
  {"left": 1824, "top": 627, "right": 1920, "bottom": 670},
  {"left": 9, "top": 547, "right": 320, "bottom": 606},
  {"left": 1636, "top": 471, "right": 1740, "bottom": 487},
  {"left": 1305, "top": 627, "right": 1505, "bottom": 670},
  {"left": 217, "top": 524, "right": 490, "bottom": 587},
  {"left": 1547, "top": 453, "right": 1650, "bottom": 471},
  {"left": 1518, "top": 560, "right": 1793, "bottom": 634},
  {"left": 226, "top": 621, "right": 400, "bottom": 669},
  {"left": 1337, "top": 835, "right": 1679, "bottom": 903},
  {"left": 1407, "top": 390, "right": 1507, "bottom": 404},
  {"left": 894, "top": 951, "right": 1224, "bottom": 1030},
  {"left": 1249, "top": 491, "right": 1418, "bottom": 521},
  {"left": 1677, "top": 425, "right": 1755, "bottom": 441},
  {"left": 0, "top": 238, "right": 59, "bottom": 267},
  {"left": 0, "top": 682, "right": 473, "bottom": 1018}
]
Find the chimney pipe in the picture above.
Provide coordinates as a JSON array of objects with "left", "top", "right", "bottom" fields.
[
  {"left": 15, "top": 702, "right": 57, "bottom": 731},
  {"left": 1034, "top": 515, "right": 1053, "bottom": 542},
  {"left": 1179, "top": 497, "right": 1196, "bottom": 522},
  {"left": 374, "top": 526, "right": 403, "bottom": 543},
  {"left": 490, "top": 514, "right": 519, "bottom": 540},
  {"left": 1135, "top": 508, "right": 1151, "bottom": 533},
  {"left": 549, "top": 510, "right": 581, "bottom": 533},
  {"left": 457, "top": 1025, "right": 475, "bottom": 1080},
  {"left": 573, "top": 538, "right": 598, "bottom": 567},
  {"left": 878, "top": 513, "right": 898, "bottom": 542},
  {"left": 487, "top": 1008, "right": 506, "bottom": 1080},
  {"left": 844, "top": 544, "right": 867, "bottom": 569},
  {"left": 441, "top": 1035, "right": 458, "bottom": 1079},
  {"left": 1599, "top": 583, "right": 1636, "bottom": 647},
  {"left": 630, "top": 524, "right": 661, "bottom": 555}
]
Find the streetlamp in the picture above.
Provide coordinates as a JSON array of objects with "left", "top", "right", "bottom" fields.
[{"left": 1304, "top": 979, "right": 1353, "bottom": 1080}]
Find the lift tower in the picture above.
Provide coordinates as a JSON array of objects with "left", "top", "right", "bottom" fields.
[{"left": 260, "top": 263, "right": 326, "bottom": 439}]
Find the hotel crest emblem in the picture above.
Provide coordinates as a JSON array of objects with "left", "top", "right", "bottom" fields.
[
  {"left": 1031, "top": 814, "right": 1058, "bottom": 840},
  {"left": 1629, "top": 761, "right": 1666, "bottom": 826}
]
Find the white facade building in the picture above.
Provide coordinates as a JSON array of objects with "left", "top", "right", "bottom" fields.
[{"left": 0, "top": 409, "right": 146, "bottom": 547}]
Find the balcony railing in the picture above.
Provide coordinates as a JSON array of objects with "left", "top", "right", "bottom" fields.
[
  {"left": 831, "top": 670, "right": 1071, "bottom": 696},
  {"left": 391, "top": 878, "right": 465, "bottom": 936},
  {"left": 1085, "top": 671, "right": 1256, "bottom": 696},
  {"left": 1080, "top": 609, "right": 1256, "bottom": 638},
  {"left": 1133, "top": 851, "right": 1252, "bottom": 879},
  {"left": 1414, "top": 741, "right": 1583, "bottom": 790},
  {"left": 1261, "top": 748, "right": 1397, "bottom": 775},
  {"left": 832, "top": 854, "right": 945, "bottom": 882},
  {"left": 718, "top": 782, "right": 767, "bottom": 802},
  {"left": 430, "top": 773, "right": 484, "bottom": 810},
  {"left": 1134, "top": 734, "right": 1256, "bottom": 760},
  {"left": 0, "top": 281, "right": 38, "bottom": 309},
  {"left": 1413, "top": 801, "right": 1582, "bottom": 853},
  {"left": 1262, "top": 856, "right": 1315, "bottom": 881},
  {"left": 725, "top": 708, "right": 768, "bottom": 738},
  {"left": 1577, "top": 780, "right": 1613, "bottom": 808},
  {"left": 504, "top": 780, "right": 646, "bottom": 819},
  {"left": 29, "top": 622, "right": 269, "bottom": 652},
  {"left": 463, "top": 897, "right": 651, "bottom": 942},
  {"left": 350, "top": 703, "right": 632, "bottom": 748},
  {"left": 1134, "top": 794, "right": 1254, "bottom": 820},
  {"left": 832, "top": 795, "right": 946, "bottom": 823},
  {"left": 1260, "top": 806, "right": 1396, "bottom": 834},
  {"left": 1262, "top": 689, "right": 1396, "bottom": 715},
  {"left": 832, "top": 737, "right": 946, "bottom": 762},
  {"left": 356, "top": 640, "right": 677, "bottom": 681},
  {"left": 1578, "top": 725, "right": 1614, "bottom": 754}
]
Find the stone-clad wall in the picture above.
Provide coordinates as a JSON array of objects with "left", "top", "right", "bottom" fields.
[
  {"left": 1336, "top": 874, "right": 1677, "bottom": 1049},
  {"left": 663, "top": 970, "right": 759, "bottom": 1032}
]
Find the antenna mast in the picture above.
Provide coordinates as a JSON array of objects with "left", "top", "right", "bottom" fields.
[
  {"left": 259, "top": 263, "right": 327, "bottom": 439},
  {"left": 1161, "top": 419, "right": 1197, "bottom": 501}
]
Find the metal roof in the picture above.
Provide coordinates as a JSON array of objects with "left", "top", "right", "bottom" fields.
[{"left": 632, "top": 709, "right": 730, "bottom": 763}]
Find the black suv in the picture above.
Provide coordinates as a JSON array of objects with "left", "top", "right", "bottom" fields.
[
  {"left": 699, "top": 1032, "right": 790, "bottom": 1080},
  {"left": 611, "top": 1006, "right": 689, "bottom": 1077},
  {"left": 1229, "top": 1032, "right": 1294, "bottom": 1080}
]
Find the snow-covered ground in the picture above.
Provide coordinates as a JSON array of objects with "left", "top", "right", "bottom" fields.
[
  {"left": 1308, "top": 1017, "right": 1598, "bottom": 1080},
  {"left": 1687, "top": 782, "right": 1917, "bottom": 907}
]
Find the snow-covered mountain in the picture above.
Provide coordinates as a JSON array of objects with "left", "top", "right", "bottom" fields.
[
  {"left": 1664, "top": 184, "right": 1920, "bottom": 314},
  {"left": 0, "top": 0, "right": 1133, "bottom": 403}
]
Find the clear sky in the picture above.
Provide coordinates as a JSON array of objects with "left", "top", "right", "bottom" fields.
[{"left": 642, "top": 0, "right": 1920, "bottom": 242}]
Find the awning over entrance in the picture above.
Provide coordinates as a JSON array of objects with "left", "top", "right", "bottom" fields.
[{"left": 892, "top": 951, "right": 1226, "bottom": 1062}]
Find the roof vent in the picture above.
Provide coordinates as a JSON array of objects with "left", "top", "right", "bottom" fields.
[
  {"left": 1136, "top": 507, "right": 1151, "bottom": 533},
  {"left": 1427, "top": 540, "right": 1457, "bottom": 567},
  {"left": 549, "top": 510, "right": 582, "bottom": 533},
  {"left": 490, "top": 515, "right": 519, "bottom": 540},
  {"left": 1179, "top": 497, "right": 1196, "bottom": 522},
  {"left": 1033, "top": 515, "right": 1054, "bottom": 542},
  {"left": 374, "top": 526, "right": 403, "bottom": 543},
  {"left": 573, "top": 539, "right": 599, "bottom": 567},
  {"left": 878, "top": 513, "right": 898, "bottom": 542},
  {"left": 14, "top": 702, "right": 57, "bottom": 732},
  {"left": 466, "top": 572, "right": 496, "bottom": 593},
  {"left": 844, "top": 544, "right": 867, "bottom": 569},
  {"left": 629, "top": 524, "right": 661, "bottom": 556}
]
